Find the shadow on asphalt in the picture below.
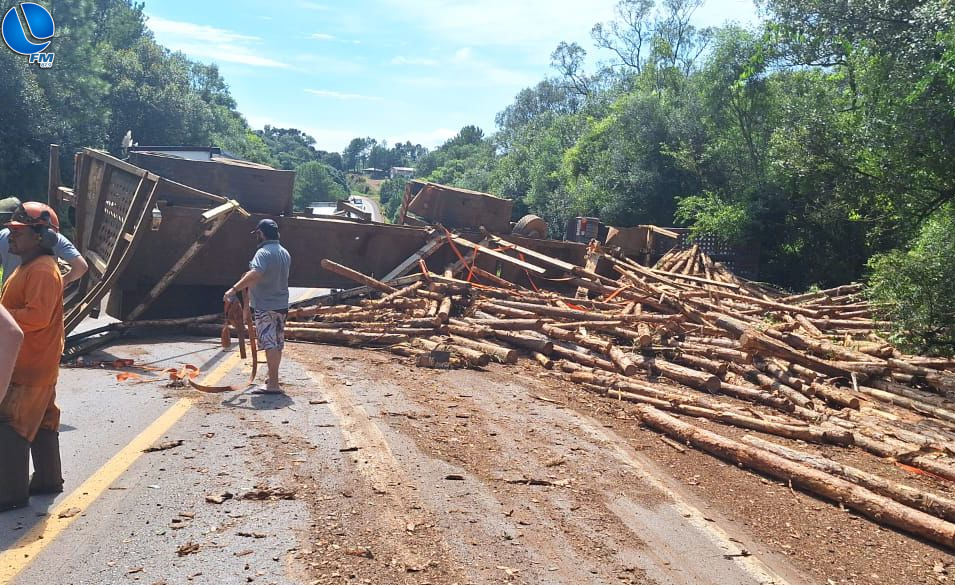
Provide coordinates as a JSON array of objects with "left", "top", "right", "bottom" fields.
[
  {"left": 220, "top": 391, "right": 294, "bottom": 411},
  {"left": 0, "top": 494, "right": 55, "bottom": 551}
]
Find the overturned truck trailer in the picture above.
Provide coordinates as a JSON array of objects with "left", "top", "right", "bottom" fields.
[{"left": 50, "top": 147, "right": 592, "bottom": 332}]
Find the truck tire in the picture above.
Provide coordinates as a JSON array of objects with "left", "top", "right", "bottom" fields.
[{"left": 512, "top": 214, "right": 547, "bottom": 239}]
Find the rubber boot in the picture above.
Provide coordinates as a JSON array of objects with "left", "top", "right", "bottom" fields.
[
  {"left": 29, "top": 428, "right": 64, "bottom": 495},
  {"left": 0, "top": 424, "right": 30, "bottom": 511}
]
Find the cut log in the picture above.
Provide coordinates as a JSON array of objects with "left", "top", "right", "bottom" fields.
[
  {"left": 450, "top": 335, "right": 518, "bottom": 364},
  {"left": 887, "top": 359, "right": 955, "bottom": 394},
  {"left": 551, "top": 345, "right": 616, "bottom": 372},
  {"left": 743, "top": 436, "right": 955, "bottom": 524},
  {"left": 608, "top": 346, "right": 639, "bottom": 376},
  {"left": 465, "top": 318, "right": 544, "bottom": 331},
  {"left": 533, "top": 352, "right": 553, "bottom": 369},
  {"left": 672, "top": 352, "right": 728, "bottom": 377},
  {"left": 630, "top": 354, "right": 721, "bottom": 392},
  {"left": 857, "top": 385, "right": 955, "bottom": 425},
  {"left": 447, "top": 321, "right": 495, "bottom": 338},
  {"left": 284, "top": 327, "right": 407, "bottom": 346},
  {"left": 743, "top": 369, "right": 814, "bottom": 410},
  {"left": 542, "top": 324, "right": 612, "bottom": 354},
  {"left": 811, "top": 318, "right": 892, "bottom": 331},
  {"left": 364, "top": 281, "right": 425, "bottom": 309},
  {"left": 479, "top": 302, "right": 539, "bottom": 319},
  {"left": 450, "top": 235, "right": 547, "bottom": 274},
  {"left": 414, "top": 337, "right": 490, "bottom": 367},
  {"left": 848, "top": 434, "right": 955, "bottom": 482},
  {"left": 755, "top": 360, "right": 804, "bottom": 390},
  {"left": 739, "top": 328, "right": 853, "bottom": 379},
  {"left": 636, "top": 405, "right": 955, "bottom": 550},
  {"left": 808, "top": 382, "right": 862, "bottom": 410},
  {"left": 683, "top": 336, "right": 742, "bottom": 350},
  {"left": 794, "top": 314, "right": 825, "bottom": 337},
  {"left": 550, "top": 320, "right": 624, "bottom": 329},
  {"left": 493, "top": 330, "right": 553, "bottom": 354},
  {"left": 437, "top": 296, "right": 453, "bottom": 323},
  {"left": 487, "top": 299, "right": 631, "bottom": 323},
  {"left": 780, "top": 284, "right": 863, "bottom": 305},
  {"left": 774, "top": 329, "right": 888, "bottom": 365},
  {"left": 720, "top": 383, "right": 796, "bottom": 413},
  {"left": 321, "top": 259, "right": 397, "bottom": 293},
  {"left": 592, "top": 382, "right": 851, "bottom": 444},
  {"left": 680, "top": 343, "right": 751, "bottom": 366}
]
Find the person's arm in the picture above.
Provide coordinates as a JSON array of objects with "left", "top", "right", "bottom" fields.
[
  {"left": 223, "top": 269, "right": 263, "bottom": 301},
  {"left": 63, "top": 256, "right": 88, "bottom": 286},
  {"left": 224, "top": 249, "right": 268, "bottom": 301},
  {"left": 54, "top": 233, "right": 88, "bottom": 286},
  {"left": 0, "top": 305, "right": 23, "bottom": 403}
]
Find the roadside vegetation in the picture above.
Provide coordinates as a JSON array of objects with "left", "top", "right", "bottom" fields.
[{"left": 1, "top": 0, "right": 952, "bottom": 352}]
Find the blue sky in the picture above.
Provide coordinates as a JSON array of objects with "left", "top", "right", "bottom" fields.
[{"left": 144, "top": 0, "right": 760, "bottom": 153}]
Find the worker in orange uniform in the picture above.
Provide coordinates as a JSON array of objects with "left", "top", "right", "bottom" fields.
[{"left": 0, "top": 202, "right": 65, "bottom": 512}]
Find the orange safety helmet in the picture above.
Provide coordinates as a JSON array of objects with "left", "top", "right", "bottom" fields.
[{"left": 6, "top": 202, "right": 60, "bottom": 231}]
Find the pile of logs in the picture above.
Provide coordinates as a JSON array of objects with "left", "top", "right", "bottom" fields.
[{"left": 195, "top": 233, "right": 955, "bottom": 550}]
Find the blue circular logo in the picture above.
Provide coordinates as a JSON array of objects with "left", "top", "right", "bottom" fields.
[{"left": 2, "top": 3, "right": 54, "bottom": 56}]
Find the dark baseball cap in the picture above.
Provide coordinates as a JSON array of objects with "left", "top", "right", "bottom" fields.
[{"left": 251, "top": 218, "right": 280, "bottom": 238}]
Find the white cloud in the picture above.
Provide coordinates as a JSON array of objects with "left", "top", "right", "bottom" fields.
[
  {"left": 146, "top": 15, "right": 292, "bottom": 69},
  {"left": 147, "top": 15, "right": 260, "bottom": 44},
  {"left": 305, "top": 89, "right": 384, "bottom": 101},
  {"left": 170, "top": 42, "right": 293, "bottom": 69},
  {"left": 310, "top": 33, "right": 336, "bottom": 40},
  {"left": 391, "top": 56, "right": 440, "bottom": 66},
  {"left": 394, "top": 47, "right": 534, "bottom": 89},
  {"left": 377, "top": 0, "right": 618, "bottom": 57}
]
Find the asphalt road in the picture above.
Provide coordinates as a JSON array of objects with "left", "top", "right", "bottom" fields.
[{"left": 354, "top": 195, "right": 384, "bottom": 223}]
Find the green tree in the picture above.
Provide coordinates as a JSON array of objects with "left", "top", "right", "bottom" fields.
[
  {"left": 379, "top": 177, "right": 409, "bottom": 222},
  {"left": 342, "top": 137, "right": 376, "bottom": 171},
  {"left": 0, "top": 51, "right": 56, "bottom": 198},
  {"left": 256, "top": 127, "right": 320, "bottom": 170},
  {"left": 292, "top": 161, "right": 348, "bottom": 210},
  {"left": 868, "top": 204, "right": 955, "bottom": 355}
]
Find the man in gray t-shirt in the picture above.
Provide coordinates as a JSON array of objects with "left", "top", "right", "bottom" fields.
[
  {"left": 0, "top": 198, "right": 88, "bottom": 287},
  {"left": 225, "top": 219, "right": 291, "bottom": 394}
]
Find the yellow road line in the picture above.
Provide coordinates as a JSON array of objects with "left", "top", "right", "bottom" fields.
[{"left": 0, "top": 351, "right": 244, "bottom": 584}]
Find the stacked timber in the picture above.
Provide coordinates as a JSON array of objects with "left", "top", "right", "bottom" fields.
[{"left": 182, "top": 233, "right": 955, "bottom": 550}]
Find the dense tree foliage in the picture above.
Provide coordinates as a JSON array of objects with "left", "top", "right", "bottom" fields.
[
  {"left": 379, "top": 178, "right": 409, "bottom": 222},
  {"left": 867, "top": 205, "right": 955, "bottom": 355},
  {"left": 292, "top": 161, "right": 348, "bottom": 210},
  {"left": 342, "top": 137, "right": 427, "bottom": 171}
]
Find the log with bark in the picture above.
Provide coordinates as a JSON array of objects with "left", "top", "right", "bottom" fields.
[{"left": 636, "top": 405, "right": 955, "bottom": 551}]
